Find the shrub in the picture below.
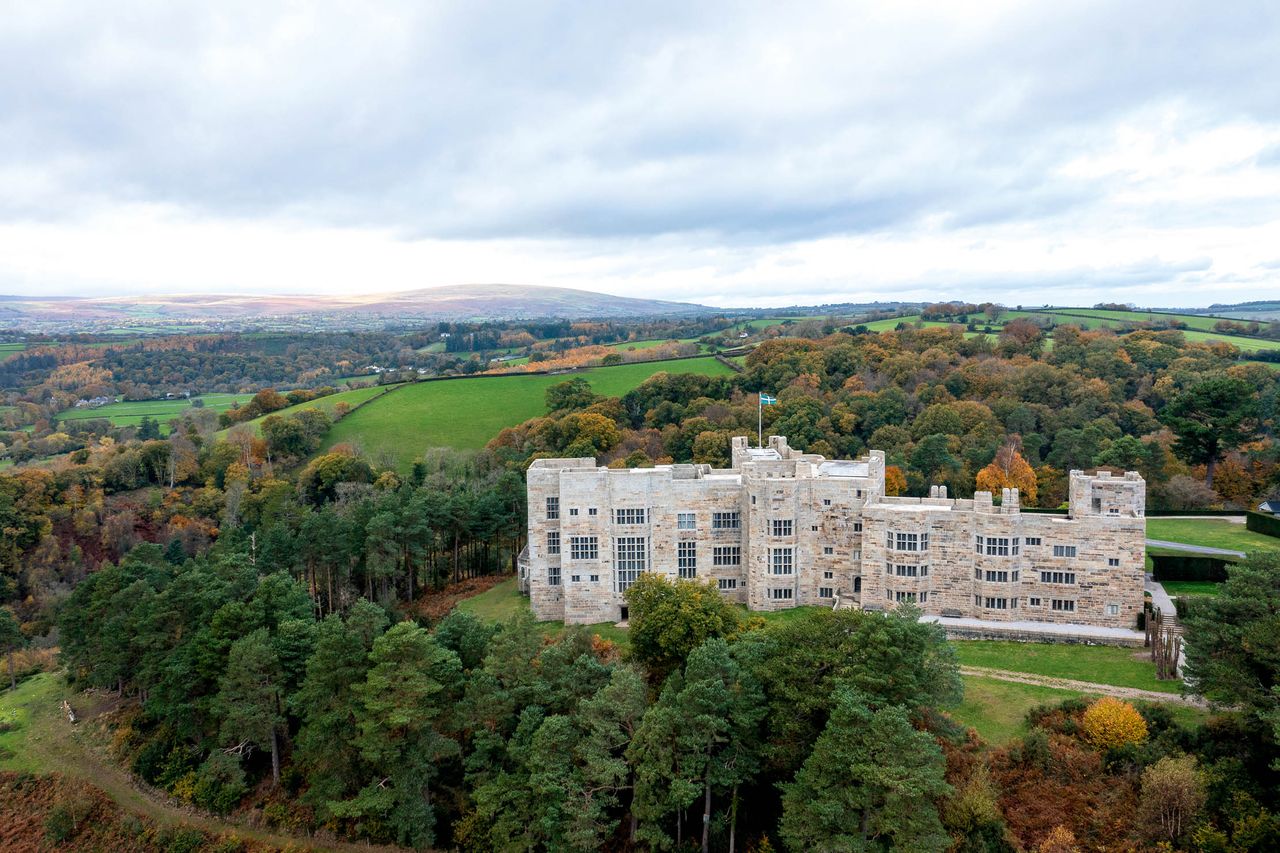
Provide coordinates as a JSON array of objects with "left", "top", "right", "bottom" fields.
[{"left": 1081, "top": 697, "right": 1148, "bottom": 749}]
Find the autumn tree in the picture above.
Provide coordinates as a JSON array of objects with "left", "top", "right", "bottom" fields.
[
  {"left": 1137, "top": 754, "right": 1205, "bottom": 846},
  {"left": 976, "top": 439, "right": 1038, "bottom": 504},
  {"left": 0, "top": 607, "right": 24, "bottom": 689},
  {"left": 1080, "top": 697, "right": 1148, "bottom": 749}
]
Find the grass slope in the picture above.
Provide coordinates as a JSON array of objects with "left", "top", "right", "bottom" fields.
[
  {"left": 457, "top": 577, "right": 630, "bottom": 647},
  {"left": 218, "top": 383, "right": 393, "bottom": 437},
  {"left": 322, "top": 356, "right": 734, "bottom": 471},
  {"left": 1146, "top": 518, "right": 1280, "bottom": 555},
  {"left": 953, "top": 640, "right": 1180, "bottom": 694}
]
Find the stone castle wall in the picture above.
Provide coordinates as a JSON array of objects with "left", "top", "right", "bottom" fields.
[{"left": 527, "top": 436, "right": 1146, "bottom": 628}]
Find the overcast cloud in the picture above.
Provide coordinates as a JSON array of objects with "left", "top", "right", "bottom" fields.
[{"left": 1, "top": 1, "right": 1278, "bottom": 308}]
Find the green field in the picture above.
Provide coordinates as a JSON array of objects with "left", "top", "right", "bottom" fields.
[
  {"left": 953, "top": 639, "right": 1179, "bottom": 694},
  {"left": 1146, "top": 518, "right": 1280, "bottom": 555},
  {"left": 57, "top": 393, "right": 258, "bottom": 432},
  {"left": 1162, "top": 581, "right": 1221, "bottom": 597},
  {"left": 1038, "top": 307, "right": 1271, "bottom": 333},
  {"left": 1175, "top": 329, "right": 1280, "bottom": 352},
  {"left": 606, "top": 336, "right": 704, "bottom": 352},
  {"left": 218, "top": 384, "right": 395, "bottom": 437},
  {"left": 0, "top": 671, "right": 60, "bottom": 773},
  {"left": 950, "top": 676, "right": 1207, "bottom": 744},
  {"left": 322, "top": 356, "right": 734, "bottom": 471}
]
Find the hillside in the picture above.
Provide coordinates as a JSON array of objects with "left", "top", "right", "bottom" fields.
[
  {"left": 322, "top": 356, "right": 735, "bottom": 471},
  {"left": 0, "top": 284, "right": 713, "bottom": 331}
]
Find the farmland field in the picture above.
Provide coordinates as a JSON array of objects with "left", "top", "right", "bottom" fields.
[
  {"left": 322, "top": 356, "right": 735, "bottom": 470},
  {"left": 1038, "top": 307, "right": 1268, "bottom": 333},
  {"left": 56, "top": 393, "right": 257, "bottom": 432},
  {"left": 218, "top": 383, "right": 397, "bottom": 436}
]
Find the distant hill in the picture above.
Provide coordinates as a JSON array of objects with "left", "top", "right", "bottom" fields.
[{"left": 0, "top": 284, "right": 714, "bottom": 330}]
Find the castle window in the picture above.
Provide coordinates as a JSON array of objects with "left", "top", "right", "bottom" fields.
[
  {"left": 571, "top": 574, "right": 581, "bottom": 583},
  {"left": 823, "top": 546, "right": 834, "bottom": 555},
  {"left": 1012, "top": 537, "right": 1021, "bottom": 556},
  {"left": 678, "top": 541, "right": 697, "bottom": 578},
  {"left": 895, "top": 591, "right": 918, "bottom": 603},
  {"left": 983, "top": 597, "right": 1008, "bottom": 609},
  {"left": 614, "top": 508, "right": 647, "bottom": 525},
  {"left": 677, "top": 512, "right": 696, "bottom": 530},
  {"left": 590, "top": 574, "right": 599, "bottom": 582},
  {"left": 823, "top": 570, "right": 833, "bottom": 579},
  {"left": 588, "top": 507, "right": 597, "bottom": 516},
  {"left": 894, "top": 564, "right": 920, "bottom": 577},
  {"left": 546, "top": 497, "right": 559, "bottom": 520},
  {"left": 1053, "top": 545, "right": 1077, "bottom": 557},
  {"left": 823, "top": 498, "right": 832, "bottom": 506},
  {"left": 717, "top": 578, "right": 738, "bottom": 591},
  {"left": 770, "top": 548, "right": 794, "bottom": 575},
  {"left": 1108, "top": 557, "right": 1120, "bottom": 567},
  {"left": 984, "top": 570, "right": 1009, "bottom": 582},
  {"left": 888, "top": 531, "right": 925, "bottom": 552},
  {"left": 975, "top": 535, "right": 984, "bottom": 554},
  {"left": 569, "top": 536, "right": 599, "bottom": 560},
  {"left": 769, "top": 588, "right": 794, "bottom": 601},
  {"left": 547, "top": 531, "right": 560, "bottom": 555},
  {"left": 712, "top": 511, "right": 740, "bottom": 529},
  {"left": 984, "top": 537, "right": 1010, "bottom": 556},
  {"left": 548, "top": 565, "right": 561, "bottom": 586},
  {"left": 1029, "top": 597, "right": 1041, "bottom": 606},
  {"left": 772, "top": 519, "right": 793, "bottom": 537},
  {"left": 712, "top": 546, "right": 741, "bottom": 566},
  {"left": 1051, "top": 599, "right": 1076, "bottom": 612},
  {"left": 1106, "top": 603, "right": 1119, "bottom": 616},
  {"left": 569, "top": 508, "right": 579, "bottom": 516},
  {"left": 819, "top": 587, "right": 834, "bottom": 599},
  {"left": 853, "top": 521, "right": 863, "bottom": 532},
  {"left": 614, "top": 537, "right": 647, "bottom": 592},
  {"left": 1041, "top": 571, "right": 1076, "bottom": 585},
  {"left": 1025, "top": 536, "right": 1042, "bottom": 546}
]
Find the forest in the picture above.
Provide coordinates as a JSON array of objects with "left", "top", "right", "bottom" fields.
[{"left": 2, "top": 314, "right": 1280, "bottom": 850}]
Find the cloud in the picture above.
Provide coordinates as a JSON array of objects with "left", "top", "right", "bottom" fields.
[{"left": 0, "top": 1, "right": 1279, "bottom": 306}]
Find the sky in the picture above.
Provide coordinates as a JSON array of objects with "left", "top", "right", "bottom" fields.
[{"left": 1, "top": 1, "right": 1279, "bottom": 309}]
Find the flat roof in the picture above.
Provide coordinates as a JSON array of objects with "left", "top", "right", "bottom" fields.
[{"left": 817, "top": 460, "right": 870, "bottom": 477}]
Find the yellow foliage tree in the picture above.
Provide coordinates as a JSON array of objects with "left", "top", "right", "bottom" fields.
[
  {"left": 884, "top": 465, "right": 907, "bottom": 496},
  {"left": 1036, "top": 824, "right": 1079, "bottom": 853},
  {"left": 1081, "top": 697, "right": 1148, "bottom": 749},
  {"left": 976, "top": 440, "right": 1038, "bottom": 504}
]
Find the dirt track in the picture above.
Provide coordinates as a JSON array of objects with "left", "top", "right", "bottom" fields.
[{"left": 960, "top": 665, "right": 1207, "bottom": 707}]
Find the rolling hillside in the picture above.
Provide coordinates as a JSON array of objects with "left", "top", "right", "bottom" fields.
[{"left": 322, "top": 357, "right": 735, "bottom": 471}]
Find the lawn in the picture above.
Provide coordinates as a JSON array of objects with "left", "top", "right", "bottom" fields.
[
  {"left": 952, "top": 639, "right": 1180, "bottom": 694},
  {"left": 950, "top": 676, "right": 1209, "bottom": 745},
  {"left": 1161, "top": 580, "right": 1221, "bottom": 597},
  {"left": 56, "top": 393, "right": 258, "bottom": 433},
  {"left": 456, "top": 577, "right": 631, "bottom": 648},
  {"left": 1146, "top": 518, "right": 1280, "bottom": 555},
  {"left": 322, "top": 356, "right": 735, "bottom": 471}
]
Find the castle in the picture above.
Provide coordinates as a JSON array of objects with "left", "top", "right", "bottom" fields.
[{"left": 523, "top": 435, "right": 1146, "bottom": 628}]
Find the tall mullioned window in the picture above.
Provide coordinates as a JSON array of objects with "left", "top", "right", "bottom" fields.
[
  {"left": 712, "top": 511, "right": 741, "bottom": 529},
  {"left": 547, "top": 531, "right": 560, "bottom": 555},
  {"left": 569, "top": 536, "right": 598, "bottom": 560},
  {"left": 548, "top": 565, "right": 561, "bottom": 586},
  {"left": 614, "top": 508, "right": 647, "bottom": 525},
  {"left": 770, "top": 548, "right": 794, "bottom": 575},
  {"left": 678, "top": 541, "right": 697, "bottom": 578},
  {"left": 771, "top": 519, "right": 793, "bottom": 537},
  {"left": 615, "top": 537, "right": 647, "bottom": 592},
  {"left": 546, "top": 497, "right": 559, "bottom": 520}
]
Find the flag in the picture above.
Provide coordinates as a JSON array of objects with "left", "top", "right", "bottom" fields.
[{"left": 759, "top": 393, "right": 777, "bottom": 405}]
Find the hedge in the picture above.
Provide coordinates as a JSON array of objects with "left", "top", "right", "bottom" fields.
[
  {"left": 1246, "top": 511, "right": 1280, "bottom": 539},
  {"left": 1145, "top": 509, "right": 1247, "bottom": 517},
  {"left": 1150, "top": 553, "right": 1231, "bottom": 583}
]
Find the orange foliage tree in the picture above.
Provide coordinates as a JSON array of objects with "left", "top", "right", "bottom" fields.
[
  {"left": 976, "top": 439, "right": 1038, "bottom": 504},
  {"left": 884, "top": 465, "right": 907, "bottom": 496},
  {"left": 1080, "top": 697, "right": 1148, "bottom": 749}
]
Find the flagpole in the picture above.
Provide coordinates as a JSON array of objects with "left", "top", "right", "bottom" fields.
[{"left": 758, "top": 393, "right": 763, "bottom": 448}]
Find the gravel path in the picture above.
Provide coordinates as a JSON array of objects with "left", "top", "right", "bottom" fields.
[{"left": 960, "top": 665, "right": 1207, "bottom": 707}]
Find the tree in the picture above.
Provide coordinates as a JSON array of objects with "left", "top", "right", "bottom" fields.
[
  {"left": 625, "top": 575, "right": 744, "bottom": 682},
  {"left": 778, "top": 688, "right": 951, "bottom": 851},
  {"left": 216, "top": 628, "right": 286, "bottom": 785},
  {"left": 1137, "top": 754, "right": 1204, "bottom": 846},
  {"left": 883, "top": 465, "right": 907, "bottom": 496},
  {"left": 1182, "top": 553, "right": 1280, "bottom": 734},
  {"left": 1079, "top": 697, "right": 1147, "bottom": 749},
  {"left": 0, "top": 607, "right": 25, "bottom": 689},
  {"left": 1160, "top": 376, "right": 1259, "bottom": 486},
  {"left": 336, "top": 621, "right": 463, "bottom": 849},
  {"left": 546, "top": 378, "right": 598, "bottom": 413},
  {"left": 976, "top": 439, "right": 1038, "bottom": 504}
]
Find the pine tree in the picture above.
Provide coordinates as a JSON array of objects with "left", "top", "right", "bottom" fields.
[
  {"left": 0, "top": 607, "right": 24, "bottom": 690},
  {"left": 216, "top": 628, "right": 286, "bottom": 785},
  {"left": 779, "top": 688, "right": 951, "bottom": 851}
]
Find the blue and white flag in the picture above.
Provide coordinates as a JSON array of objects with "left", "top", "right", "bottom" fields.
[{"left": 759, "top": 393, "right": 777, "bottom": 405}]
